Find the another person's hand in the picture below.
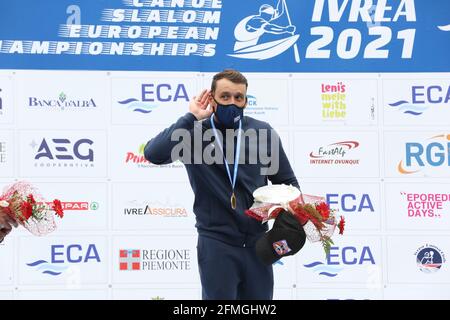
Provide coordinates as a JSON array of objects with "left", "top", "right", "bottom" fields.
[
  {"left": 0, "top": 207, "right": 18, "bottom": 243},
  {"left": 189, "top": 89, "right": 213, "bottom": 120}
]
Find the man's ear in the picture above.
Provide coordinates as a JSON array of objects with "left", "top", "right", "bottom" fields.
[{"left": 209, "top": 93, "right": 216, "bottom": 112}]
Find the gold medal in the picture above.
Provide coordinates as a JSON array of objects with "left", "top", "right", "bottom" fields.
[{"left": 231, "top": 192, "right": 237, "bottom": 210}]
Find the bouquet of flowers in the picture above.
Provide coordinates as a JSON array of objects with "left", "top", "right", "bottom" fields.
[
  {"left": 246, "top": 184, "right": 345, "bottom": 256},
  {"left": 0, "top": 181, "right": 64, "bottom": 236}
]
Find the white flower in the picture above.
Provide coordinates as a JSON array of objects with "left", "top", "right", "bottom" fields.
[{"left": 0, "top": 200, "right": 9, "bottom": 208}]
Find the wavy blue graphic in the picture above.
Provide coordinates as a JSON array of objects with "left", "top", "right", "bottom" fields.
[
  {"left": 303, "top": 261, "right": 344, "bottom": 277},
  {"left": 27, "top": 260, "right": 69, "bottom": 276},
  {"left": 26, "top": 260, "right": 47, "bottom": 267},
  {"left": 389, "top": 100, "right": 429, "bottom": 115},
  {"left": 303, "top": 261, "right": 323, "bottom": 268},
  {"left": 389, "top": 100, "right": 409, "bottom": 107},
  {"left": 118, "top": 98, "right": 139, "bottom": 104},
  {"left": 117, "top": 98, "right": 158, "bottom": 114}
]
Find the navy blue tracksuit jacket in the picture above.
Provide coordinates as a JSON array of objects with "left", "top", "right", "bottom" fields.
[{"left": 144, "top": 112, "right": 299, "bottom": 247}]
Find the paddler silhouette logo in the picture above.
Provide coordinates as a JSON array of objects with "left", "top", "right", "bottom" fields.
[{"left": 228, "top": 0, "right": 300, "bottom": 62}]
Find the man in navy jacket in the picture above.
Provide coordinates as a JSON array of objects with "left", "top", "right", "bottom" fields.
[{"left": 145, "top": 69, "right": 299, "bottom": 300}]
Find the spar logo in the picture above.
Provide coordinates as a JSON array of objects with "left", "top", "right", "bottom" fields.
[
  {"left": 397, "top": 134, "right": 450, "bottom": 174},
  {"left": 389, "top": 85, "right": 450, "bottom": 116},
  {"left": 415, "top": 245, "right": 445, "bottom": 274},
  {"left": 28, "top": 92, "right": 97, "bottom": 110},
  {"left": 27, "top": 244, "right": 101, "bottom": 276},
  {"left": 229, "top": 0, "right": 300, "bottom": 62},
  {"left": 44, "top": 201, "right": 99, "bottom": 211},
  {"left": 303, "top": 246, "right": 375, "bottom": 277},
  {"left": 309, "top": 140, "right": 360, "bottom": 165},
  {"left": 117, "top": 83, "right": 189, "bottom": 114}
]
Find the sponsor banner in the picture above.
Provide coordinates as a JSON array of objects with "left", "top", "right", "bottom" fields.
[
  {"left": 18, "top": 130, "right": 107, "bottom": 178},
  {"left": 18, "top": 236, "right": 108, "bottom": 285},
  {"left": 385, "top": 182, "right": 450, "bottom": 230},
  {"left": 297, "top": 236, "right": 382, "bottom": 286},
  {"left": 112, "top": 288, "right": 200, "bottom": 300},
  {"left": 386, "top": 236, "right": 449, "bottom": 284},
  {"left": 384, "top": 131, "right": 450, "bottom": 178},
  {"left": 0, "top": 130, "right": 14, "bottom": 178},
  {"left": 15, "top": 71, "right": 108, "bottom": 129},
  {"left": 0, "top": 0, "right": 449, "bottom": 72},
  {"left": 296, "top": 288, "right": 383, "bottom": 300},
  {"left": 293, "top": 78, "right": 377, "bottom": 126},
  {"left": 201, "top": 72, "right": 290, "bottom": 126},
  {"left": 303, "top": 182, "right": 381, "bottom": 231},
  {"left": 28, "top": 182, "right": 108, "bottom": 231},
  {"left": 0, "top": 238, "right": 14, "bottom": 285},
  {"left": 383, "top": 78, "right": 450, "bottom": 126},
  {"left": 109, "top": 126, "right": 188, "bottom": 182},
  {"left": 0, "top": 76, "right": 13, "bottom": 124},
  {"left": 111, "top": 74, "right": 198, "bottom": 125},
  {"left": 16, "top": 289, "right": 109, "bottom": 300},
  {"left": 236, "top": 77, "right": 290, "bottom": 126},
  {"left": 112, "top": 182, "right": 195, "bottom": 230},
  {"left": 293, "top": 131, "right": 379, "bottom": 177},
  {"left": 112, "top": 235, "right": 199, "bottom": 285}
]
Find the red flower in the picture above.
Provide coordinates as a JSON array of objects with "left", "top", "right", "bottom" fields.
[
  {"left": 315, "top": 202, "right": 330, "bottom": 220},
  {"left": 21, "top": 201, "right": 33, "bottom": 221},
  {"left": 53, "top": 199, "right": 64, "bottom": 218},
  {"left": 27, "top": 194, "right": 36, "bottom": 205},
  {"left": 338, "top": 216, "right": 345, "bottom": 235}
]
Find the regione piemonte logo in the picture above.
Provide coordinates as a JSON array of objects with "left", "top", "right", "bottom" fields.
[{"left": 228, "top": 0, "right": 300, "bottom": 62}]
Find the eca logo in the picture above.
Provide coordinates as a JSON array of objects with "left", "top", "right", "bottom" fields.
[
  {"left": 141, "top": 83, "right": 189, "bottom": 102},
  {"left": 51, "top": 244, "right": 100, "bottom": 263},
  {"left": 389, "top": 85, "right": 450, "bottom": 116},
  {"left": 117, "top": 83, "right": 189, "bottom": 114},
  {"left": 27, "top": 244, "right": 101, "bottom": 276},
  {"left": 304, "top": 246, "right": 376, "bottom": 277},
  {"left": 326, "top": 193, "right": 374, "bottom": 213}
]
